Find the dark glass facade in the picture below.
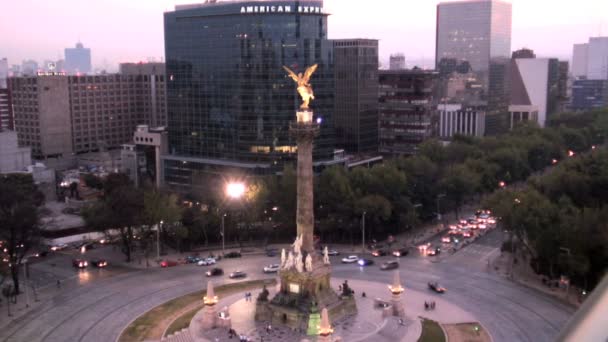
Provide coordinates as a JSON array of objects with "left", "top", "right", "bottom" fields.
[
  {"left": 163, "top": 1, "right": 334, "bottom": 183},
  {"left": 333, "top": 39, "right": 378, "bottom": 154},
  {"left": 571, "top": 80, "right": 608, "bottom": 111}
]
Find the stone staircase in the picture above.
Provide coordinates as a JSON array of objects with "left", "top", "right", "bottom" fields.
[{"left": 160, "top": 328, "right": 194, "bottom": 342}]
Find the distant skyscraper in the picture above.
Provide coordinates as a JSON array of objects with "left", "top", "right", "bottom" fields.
[
  {"left": 436, "top": 0, "right": 512, "bottom": 134},
  {"left": 571, "top": 80, "right": 608, "bottom": 111},
  {"left": 0, "top": 58, "right": 8, "bottom": 88},
  {"left": 21, "top": 60, "right": 38, "bottom": 76},
  {"left": 333, "top": 39, "right": 379, "bottom": 153},
  {"left": 0, "top": 88, "right": 14, "bottom": 130},
  {"left": 587, "top": 37, "right": 608, "bottom": 80},
  {"left": 389, "top": 54, "right": 406, "bottom": 70},
  {"left": 512, "top": 48, "right": 536, "bottom": 59},
  {"left": 163, "top": 0, "right": 336, "bottom": 189},
  {"left": 64, "top": 42, "right": 92, "bottom": 75},
  {"left": 572, "top": 43, "right": 589, "bottom": 78}
]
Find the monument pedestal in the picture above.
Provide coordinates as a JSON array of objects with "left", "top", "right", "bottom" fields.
[
  {"left": 200, "top": 304, "right": 218, "bottom": 330},
  {"left": 390, "top": 293, "right": 406, "bottom": 318}
]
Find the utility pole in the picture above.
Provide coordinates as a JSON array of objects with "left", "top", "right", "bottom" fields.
[
  {"left": 436, "top": 194, "right": 446, "bottom": 223},
  {"left": 221, "top": 214, "right": 226, "bottom": 256},
  {"left": 23, "top": 261, "right": 29, "bottom": 308},
  {"left": 157, "top": 221, "right": 163, "bottom": 260}
]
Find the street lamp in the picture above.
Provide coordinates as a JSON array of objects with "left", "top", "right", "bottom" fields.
[
  {"left": 222, "top": 182, "right": 245, "bottom": 256},
  {"left": 361, "top": 212, "right": 366, "bottom": 252},
  {"left": 436, "top": 194, "right": 446, "bottom": 222},
  {"left": 157, "top": 220, "right": 163, "bottom": 260}
]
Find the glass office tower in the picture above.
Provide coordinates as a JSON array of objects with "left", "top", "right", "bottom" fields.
[
  {"left": 436, "top": 0, "right": 512, "bottom": 134},
  {"left": 163, "top": 0, "right": 335, "bottom": 189}
]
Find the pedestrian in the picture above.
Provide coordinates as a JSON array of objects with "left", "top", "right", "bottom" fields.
[
  {"left": 361, "top": 291, "right": 366, "bottom": 298},
  {"left": 56, "top": 279, "right": 61, "bottom": 289},
  {"left": 424, "top": 301, "right": 428, "bottom": 310}
]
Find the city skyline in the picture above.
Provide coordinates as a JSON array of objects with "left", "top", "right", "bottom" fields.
[{"left": 1, "top": 0, "right": 606, "bottom": 71}]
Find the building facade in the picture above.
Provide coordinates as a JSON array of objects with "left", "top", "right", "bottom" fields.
[
  {"left": 389, "top": 54, "right": 406, "bottom": 70},
  {"left": 0, "top": 129, "right": 31, "bottom": 173},
  {"left": 436, "top": 0, "right": 512, "bottom": 135},
  {"left": 333, "top": 39, "right": 378, "bottom": 154},
  {"left": 64, "top": 42, "right": 92, "bottom": 75},
  {"left": 438, "top": 104, "right": 486, "bottom": 139},
  {"left": 572, "top": 43, "right": 588, "bottom": 79},
  {"left": 0, "top": 88, "right": 13, "bottom": 130},
  {"left": 163, "top": 0, "right": 336, "bottom": 190},
  {"left": 571, "top": 80, "right": 608, "bottom": 111},
  {"left": 379, "top": 69, "right": 438, "bottom": 155},
  {"left": 0, "top": 58, "right": 8, "bottom": 88},
  {"left": 512, "top": 48, "right": 536, "bottom": 59},
  {"left": 572, "top": 37, "right": 608, "bottom": 80},
  {"left": 9, "top": 67, "right": 167, "bottom": 159}
]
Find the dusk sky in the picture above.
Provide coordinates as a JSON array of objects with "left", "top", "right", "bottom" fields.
[{"left": 1, "top": 0, "right": 607, "bottom": 71}]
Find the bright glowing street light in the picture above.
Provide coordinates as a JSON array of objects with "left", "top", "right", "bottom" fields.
[{"left": 226, "top": 182, "right": 245, "bottom": 199}]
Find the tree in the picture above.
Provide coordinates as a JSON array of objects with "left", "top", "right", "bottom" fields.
[
  {"left": 142, "top": 189, "right": 182, "bottom": 263},
  {"left": 82, "top": 173, "right": 104, "bottom": 190},
  {"left": 0, "top": 174, "right": 44, "bottom": 295},
  {"left": 82, "top": 174, "right": 143, "bottom": 262},
  {"left": 355, "top": 195, "right": 392, "bottom": 239},
  {"left": 440, "top": 164, "right": 480, "bottom": 219}
]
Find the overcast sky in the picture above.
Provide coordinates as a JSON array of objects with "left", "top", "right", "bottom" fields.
[{"left": 1, "top": 0, "right": 606, "bottom": 70}]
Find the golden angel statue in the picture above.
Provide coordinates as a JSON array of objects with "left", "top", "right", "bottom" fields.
[{"left": 283, "top": 64, "right": 318, "bottom": 110}]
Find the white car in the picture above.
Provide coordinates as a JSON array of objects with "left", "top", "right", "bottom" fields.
[
  {"left": 50, "top": 243, "right": 68, "bottom": 251},
  {"left": 197, "top": 258, "right": 216, "bottom": 266},
  {"left": 341, "top": 255, "right": 359, "bottom": 263},
  {"left": 263, "top": 264, "right": 280, "bottom": 273}
]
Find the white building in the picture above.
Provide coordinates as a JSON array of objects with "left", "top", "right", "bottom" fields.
[
  {"left": 510, "top": 58, "right": 555, "bottom": 127},
  {"left": 572, "top": 43, "right": 588, "bottom": 79},
  {"left": 0, "top": 129, "right": 31, "bottom": 173},
  {"left": 438, "top": 104, "right": 486, "bottom": 139}
]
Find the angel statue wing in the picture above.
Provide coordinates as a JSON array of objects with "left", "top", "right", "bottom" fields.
[
  {"left": 303, "top": 64, "right": 318, "bottom": 83},
  {"left": 283, "top": 66, "right": 300, "bottom": 83}
]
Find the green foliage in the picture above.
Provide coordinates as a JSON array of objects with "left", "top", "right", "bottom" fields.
[{"left": 82, "top": 173, "right": 104, "bottom": 190}]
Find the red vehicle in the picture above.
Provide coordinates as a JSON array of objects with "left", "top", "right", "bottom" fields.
[{"left": 160, "top": 260, "right": 178, "bottom": 268}]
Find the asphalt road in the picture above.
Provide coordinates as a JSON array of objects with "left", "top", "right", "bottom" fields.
[{"left": 0, "top": 235, "right": 575, "bottom": 342}]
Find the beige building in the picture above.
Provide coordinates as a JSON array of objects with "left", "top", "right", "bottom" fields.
[
  {"left": 0, "top": 129, "right": 32, "bottom": 173},
  {"left": 9, "top": 64, "right": 166, "bottom": 159}
]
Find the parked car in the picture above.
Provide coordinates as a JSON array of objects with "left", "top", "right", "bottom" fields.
[
  {"left": 371, "top": 248, "right": 388, "bottom": 257},
  {"left": 357, "top": 258, "right": 374, "bottom": 266},
  {"left": 206, "top": 268, "right": 224, "bottom": 277},
  {"left": 91, "top": 259, "right": 108, "bottom": 268},
  {"left": 263, "top": 264, "right": 280, "bottom": 273},
  {"left": 197, "top": 258, "right": 216, "bottom": 266},
  {"left": 224, "top": 251, "right": 242, "bottom": 258},
  {"left": 428, "top": 282, "right": 446, "bottom": 293},
  {"left": 72, "top": 259, "right": 88, "bottom": 269},
  {"left": 160, "top": 260, "right": 178, "bottom": 268},
  {"left": 392, "top": 247, "right": 409, "bottom": 257},
  {"left": 341, "top": 255, "right": 359, "bottom": 263},
  {"left": 186, "top": 256, "right": 201, "bottom": 264},
  {"left": 229, "top": 270, "right": 247, "bottom": 279},
  {"left": 51, "top": 243, "right": 69, "bottom": 251},
  {"left": 427, "top": 246, "right": 441, "bottom": 256},
  {"left": 380, "top": 260, "right": 399, "bottom": 270}
]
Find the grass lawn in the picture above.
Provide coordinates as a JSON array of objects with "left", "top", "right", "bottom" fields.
[
  {"left": 443, "top": 322, "right": 491, "bottom": 342},
  {"left": 119, "top": 279, "right": 276, "bottom": 342},
  {"left": 418, "top": 318, "right": 446, "bottom": 342}
]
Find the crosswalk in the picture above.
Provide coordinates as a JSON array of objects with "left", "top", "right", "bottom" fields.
[{"left": 445, "top": 244, "right": 499, "bottom": 266}]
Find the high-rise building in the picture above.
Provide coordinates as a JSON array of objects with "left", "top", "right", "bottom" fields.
[
  {"left": 512, "top": 48, "right": 536, "bottom": 59},
  {"left": 389, "top": 54, "right": 406, "bottom": 70},
  {"left": 571, "top": 80, "right": 608, "bottom": 111},
  {"left": 9, "top": 68, "right": 166, "bottom": 159},
  {"left": 587, "top": 37, "right": 608, "bottom": 80},
  {"left": 163, "top": 0, "right": 336, "bottom": 190},
  {"left": 0, "top": 88, "right": 14, "bottom": 130},
  {"left": 509, "top": 58, "right": 560, "bottom": 127},
  {"left": 379, "top": 69, "right": 438, "bottom": 155},
  {"left": 0, "top": 58, "right": 8, "bottom": 88},
  {"left": 572, "top": 43, "right": 589, "bottom": 79},
  {"left": 333, "top": 39, "right": 378, "bottom": 154},
  {"left": 64, "top": 42, "right": 92, "bottom": 75},
  {"left": 436, "top": 0, "right": 512, "bottom": 135}
]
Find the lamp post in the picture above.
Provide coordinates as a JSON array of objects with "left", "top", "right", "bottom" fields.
[
  {"left": 22, "top": 261, "right": 29, "bottom": 308},
  {"left": 156, "top": 220, "right": 163, "bottom": 260},
  {"left": 436, "top": 194, "right": 446, "bottom": 223},
  {"left": 361, "top": 211, "right": 366, "bottom": 252},
  {"left": 223, "top": 182, "right": 245, "bottom": 256}
]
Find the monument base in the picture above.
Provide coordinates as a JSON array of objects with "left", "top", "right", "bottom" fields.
[
  {"left": 258, "top": 258, "right": 357, "bottom": 334},
  {"left": 200, "top": 305, "right": 218, "bottom": 330}
]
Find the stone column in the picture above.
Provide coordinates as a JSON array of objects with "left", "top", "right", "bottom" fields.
[{"left": 291, "top": 110, "right": 319, "bottom": 254}]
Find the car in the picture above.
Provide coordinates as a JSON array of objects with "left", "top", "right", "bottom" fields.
[
  {"left": 327, "top": 249, "right": 340, "bottom": 256},
  {"left": 428, "top": 282, "right": 446, "bottom": 293},
  {"left": 224, "top": 251, "right": 242, "bottom": 258},
  {"left": 265, "top": 248, "right": 279, "bottom": 257},
  {"left": 392, "top": 247, "right": 409, "bottom": 257},
  {"left": 357, "top": 258, "right": 374, "bottom": 266},
  {"left": 197, "top": 258, "right": 216, "bottom": 266},
  {"left": 263, "top": 264, "right": 280, "bottom": 273},
  {"left": 380, "top": 260, "right": 399, "bottom": 270},
  {"left": 441, "top": 236, "right": 452, "bottom": 243},
  {"left": 160, "top": 260, "right": 178, "bottom": 268},
  {"left": 206, "top": 268, "right": 224, "bottom": 277},
  {"left": 427, "top": 246, "right": 441, "bottom": 256},
  {"left": 462, "top": 230, "right": 472, "bottom": 238},
  {"left": 186, "top": 256, "right": 201, "bottom": 264},
  {"left": 371, "top": 248, "right": 388, "bottom": 257},
  {"left": 91, "top": 259, "right": 108, "bottom": 268},
  {"left": 78, "top": 242, "right": 96, "bottom": 251},
  {"left": 50, "top": 243, "right": 69, "bottom": 251},
  {"left": 229, "top": 270, "right": 247, "bottom": 279},
  {"left": 72, "top": 259, "right": 88, "bottom": 269},
  {"left": 341, "top": 255, "right": 359, "bottom": 263}
]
